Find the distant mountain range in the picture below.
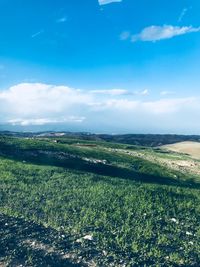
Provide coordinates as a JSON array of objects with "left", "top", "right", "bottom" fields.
[{"left": 1, "top": 131, "right": 200, "bottom": 147}]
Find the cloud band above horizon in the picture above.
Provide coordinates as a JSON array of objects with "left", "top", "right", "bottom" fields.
[{"left": 0, "top": 83, "right": 200, "bottom": 133}]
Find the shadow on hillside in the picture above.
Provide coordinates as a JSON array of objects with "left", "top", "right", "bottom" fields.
[
  {"left": 0, "top": 213, "right": 87, "bottom": 267},
  {"left": 0, "top": 141, "right": 199, "bottom": 189}
]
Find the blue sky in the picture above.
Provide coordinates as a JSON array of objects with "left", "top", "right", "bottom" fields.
[{"left": 0, "top": 0, "right": 200, "bottom": 133}]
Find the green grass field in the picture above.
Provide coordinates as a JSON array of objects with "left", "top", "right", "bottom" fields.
[{"left": 0, "top": 136, "right": 200, "bottom": 266}]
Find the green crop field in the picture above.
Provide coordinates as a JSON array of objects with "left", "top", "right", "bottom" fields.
[{"left": 0, "top": 136, "right": 200, "bottom": 266}]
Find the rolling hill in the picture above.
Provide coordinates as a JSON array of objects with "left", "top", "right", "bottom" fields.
[{"left": 0, "top": 135, "right": 199, "bottom": 266}]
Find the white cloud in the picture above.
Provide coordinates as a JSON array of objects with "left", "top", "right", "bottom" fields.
[
  {"left": 122, "top": 25, "right": 200, "bottom": 43},
  {"left": 0, "top": 83, "right": 200, "bottom": 133},
  {"left": 56, "top": 17, "right": 67, "bottom": 23},
  {"left": 0, "top": 83, "right": 91, "bottom": 126},
  {"left": 89, "top": 97, "right": 197, "bottom": 114},
  {"left": 89, "top": 99, "right": 140, "bottom": 111},
  {"left": 98, "top": 0, "right": 122, "bottom": 5},
  {"left": 142, "top": 97, "right": 195, "bottom": 114}
]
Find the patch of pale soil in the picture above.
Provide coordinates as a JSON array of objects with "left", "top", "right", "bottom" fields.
[
  {"left": 105, "top": 147, "right": 200, "bottom": 177},
  {"left": 22, "top": 239, "right": 87, "bottom": 264},
  {"left": 23, "top": 239, "right": 55, "bottom": 254},
  {"left": 162, "top": 141, "right": 200, "bottom": 160}
]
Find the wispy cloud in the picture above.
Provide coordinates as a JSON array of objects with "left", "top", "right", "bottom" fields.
[
  {"left": 90, "top": 89, "right": 149, "bottom": 96},
  {"left": 160, "top": 90, "right": 175, "bottom": 96},
  {"left": 121, "top": 25, "right": 200, "bottom": 43},
  {"left": 137, "top": 89, "right": 149, "bottom": 96},
  {"left": 56, "top": 16, "right": 67, "bottom": 23},
  {"left": 31, "top": 29, "right": 44, "bottom": 38},
  {"left": 132, "top": 25, "right": 200, "bottom": 42},
  {"left": 178, "top": 8, "right": 188, "bottom": 22},
  {"left": 120, "top": 31, "right": 131, "bottom": 40},
  {"left": 0, "top": 64, "right": 5, "bottom": 70},
  {"left": 98, "top": 0, "right": 122, "bottom": 5},
  {"left": 90, "top": 89, "right": 128, "bottom": 96}
]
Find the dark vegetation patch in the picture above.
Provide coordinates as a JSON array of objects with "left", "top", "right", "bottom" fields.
[{"left": 0, "top": 136, "right": 195, "bottom": 188}]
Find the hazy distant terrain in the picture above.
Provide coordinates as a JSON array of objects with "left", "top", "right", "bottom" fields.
[
  {"left": 0, "top": 134, "right": 199, "bottom": 266},
  {"left": 1, "top": 131, "right": 200, "bottom": 147}
]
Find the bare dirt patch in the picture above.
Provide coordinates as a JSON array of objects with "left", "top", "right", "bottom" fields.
[
  {"left": 0, "top": 213, "right": 96, "bottom": 267},
  {"left": 162, "top": 141, "right": 200, "bottom": 160}
]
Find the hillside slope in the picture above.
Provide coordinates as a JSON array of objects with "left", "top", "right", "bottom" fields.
[{"left": 0, "top": 136, "right": 200, "bottom": 266}]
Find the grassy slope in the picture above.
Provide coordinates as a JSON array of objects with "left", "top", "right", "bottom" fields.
[{"left": 0, "top": 137, "right": 200, "bottom": 266}]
